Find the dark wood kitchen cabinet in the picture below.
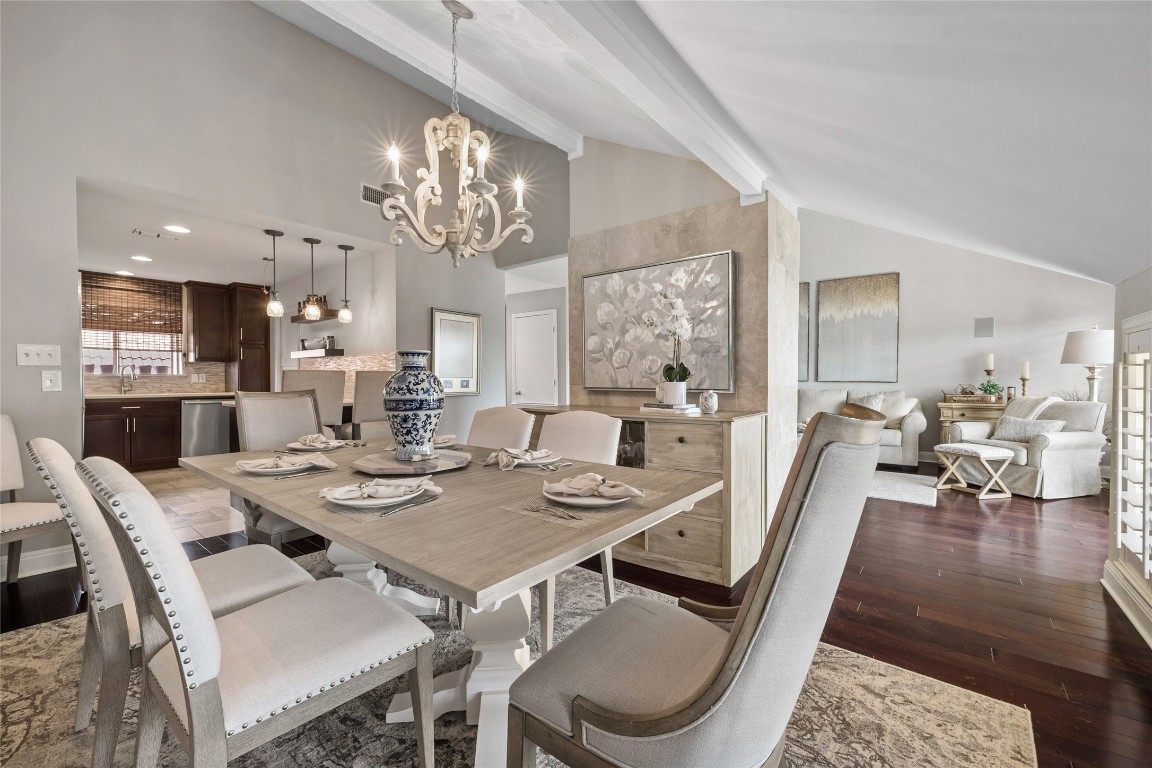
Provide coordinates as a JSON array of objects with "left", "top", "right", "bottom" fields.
[
  {"left": 184, "top": 281, "right": 231, "bottom": 362},
  {"left": 83, "top": 399, "right": 181, "bottom": 471},
  {"left": 229, "top": 283, "right": 271, "bottom": 391}
]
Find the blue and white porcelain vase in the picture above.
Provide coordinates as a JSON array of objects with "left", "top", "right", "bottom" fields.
[{"left": 384, "top": 350, "right": 444, "bottom": 461}]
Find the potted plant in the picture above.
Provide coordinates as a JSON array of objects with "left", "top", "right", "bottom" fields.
[
  {"left": 978, "top": 380, "right": 1004, "bottom": 402},
  {"left": 646, "top": 293, "right": 693, "bottom": 405}
]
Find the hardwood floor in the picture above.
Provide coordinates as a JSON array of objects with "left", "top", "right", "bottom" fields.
[{"left": 2, "top": 466, "right": 1150, "bottom": 766}]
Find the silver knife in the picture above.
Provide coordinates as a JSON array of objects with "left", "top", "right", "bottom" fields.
[
  {"left": 380, "top": 494, "right": 437, "bottom": 517},
  {"left": 272, "top": 468, "right": 337, "bottom": 481}
]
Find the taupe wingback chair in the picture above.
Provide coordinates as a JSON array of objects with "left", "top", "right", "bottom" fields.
[
  {"left": 1, "top": 414, "right": 69, "bottom": 584},
  {"left": 281, "top": 369, "right": 346, "bottom": 437},
  {"left": 233, "top": 390, "right": 325, "bottom": 550},
  {"left": 77, "top": 456, "right": 435, "bottom": 768},
  {"left": 350, "top": 370, "right": 394, "bottom": 441},
  {"left": 27, "top": 438, "right": 314, "bottom": 768},
  {"left": 507, "top": 405, "right": 885, "bottom": 768},
  {"left": 466, "top": 406, "right": 536, "bottom": 450}
]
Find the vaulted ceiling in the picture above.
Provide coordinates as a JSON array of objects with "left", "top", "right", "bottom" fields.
[{"left": 258, "top": 0, "right": 1151, "bottom": 285}]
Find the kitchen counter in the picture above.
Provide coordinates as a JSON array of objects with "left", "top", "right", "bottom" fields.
[{"left": 84, "top": 392, "right": 234, "bottom": 400}]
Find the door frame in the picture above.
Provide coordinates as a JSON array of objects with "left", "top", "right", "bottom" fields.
[{"left": 508, "top": 309, "right": 558, "bottom": 406}]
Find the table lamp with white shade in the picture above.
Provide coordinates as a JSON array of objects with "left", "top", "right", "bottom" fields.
[{"left": 1060, "top": 326, "right": 1114, "bottom": 402}]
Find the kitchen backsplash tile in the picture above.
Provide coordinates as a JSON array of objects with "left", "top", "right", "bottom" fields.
[{"left": 84, "top": 362, "right": 227, "bottom": 395}]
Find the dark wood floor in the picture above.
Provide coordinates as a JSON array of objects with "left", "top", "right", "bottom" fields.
[{"left": 3, "top": 468, "right": 1150, "bottom": 767}]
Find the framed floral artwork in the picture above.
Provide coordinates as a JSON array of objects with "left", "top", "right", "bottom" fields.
[{"left": 582, "top": 251, "right": 734, "bottom": 391}]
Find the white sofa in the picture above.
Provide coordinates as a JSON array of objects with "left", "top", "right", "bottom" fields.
[
  {"left": 798, "top": 389, "right": 927, "bottom": 469},
  {"left": 948, "top": 396, "right": 1107, "bottom": 499}
]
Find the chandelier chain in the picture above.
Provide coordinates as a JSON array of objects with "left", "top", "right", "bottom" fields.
[{"left": 450, "top": 14, "right": 460, "bottom": 114}]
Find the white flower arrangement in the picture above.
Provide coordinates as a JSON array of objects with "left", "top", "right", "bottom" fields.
[{"left": 645, "top": 293, "right": 693, "bottom": 382}]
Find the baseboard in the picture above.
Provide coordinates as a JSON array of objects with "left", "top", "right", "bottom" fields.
[
  {"left": 919, "top": 451, "right": 937, "bottom": 465},
  {"left": 1101, "top": 560, "right": 1152, "bottom": 652},
  {"left": 0, "top": 544, "right": 76, "bottom": 583}
]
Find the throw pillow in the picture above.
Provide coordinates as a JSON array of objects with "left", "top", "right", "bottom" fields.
[
  {"left": 848, "top": 393, "right": 885, "bottom": 412},
  {"left": 992, "top": 416, "right": 1067, "bottom": 442},
  {"left": 882, "top": 397, "right": 917, "bottom": 428}
]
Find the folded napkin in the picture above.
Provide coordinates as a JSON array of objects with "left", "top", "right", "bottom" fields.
[
  {"left": 543, "top": 472, "right": 644, "bottom": 499},
  {"left": 484, "top": 448, "right": 553, "bottom": 470},
  {"left": 297, "top": 433, "right": 345, "bottom": 448},
  {"left": 236, "top": 453, "right": 337, "bottom": 471},
  {"left": 433, "top": 434, "right": 457, "bottom": 446},
  {"left": 321, "top": 477, "right": 442, "bottom": 500}
]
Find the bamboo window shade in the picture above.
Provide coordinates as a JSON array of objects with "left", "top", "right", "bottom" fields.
[{"left": 80, "top": 271, "right": 183, "bottom": 351}]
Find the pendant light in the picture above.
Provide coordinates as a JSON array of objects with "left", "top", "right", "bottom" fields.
[
  {"left": 337, "top": 244, "right": 354, "bottom": 324},
  {"left": 263, "top": 229, "right": 285, "bottom": 318},
  {"left": 302, "top": 237, "right": 322, "bottom": 321}
]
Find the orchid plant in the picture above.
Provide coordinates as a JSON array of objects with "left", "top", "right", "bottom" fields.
[{"left": 646, "top": 293, "right": 693, "bottom": 382}]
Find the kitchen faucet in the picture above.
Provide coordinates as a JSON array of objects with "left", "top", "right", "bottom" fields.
[{"left": 120, "top": 365, "right": 138, "bottom": 394}]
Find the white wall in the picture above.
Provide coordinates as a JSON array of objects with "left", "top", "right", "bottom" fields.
[
  {"left": 506, "top": 287, "right": 570, "bottom": 405},
  {"left": 799, "top": 210, "right": 1117, "bottom": 454},
  {"left": 1, "top": 1, "right": 567, "bottom": 513}
]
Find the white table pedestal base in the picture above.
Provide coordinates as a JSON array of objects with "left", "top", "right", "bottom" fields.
[
  {"left": 387, "top": 590, "right": 533, "bottom": 768},
  {"left": 326, "top": 542, "right": 443, "bottom": 616}
]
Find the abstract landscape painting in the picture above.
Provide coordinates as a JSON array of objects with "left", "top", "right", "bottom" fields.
[
  {"left": 817, "top": 272, "right": 899, "bottom": 382},
  {"left": 799, "top": 281, "right": 810, "bottom": 382},
  {"left": 583, "top": 251, "right": 733, "bottom": 391}
]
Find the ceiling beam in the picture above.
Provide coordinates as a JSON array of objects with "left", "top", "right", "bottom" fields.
[
  {"left": 524, "top": 0, "right": 796, "bottom": 211},
  {"left": 299, "top": 0, "right": 585, "bottom": 159}
]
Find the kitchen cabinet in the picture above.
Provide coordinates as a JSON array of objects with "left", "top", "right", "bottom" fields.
[
  {"left": 184, "top": 281, "right": 231, "bottom": 362},
  {"left": 83, "top": 399, "right": 181, "bottom": 471},
  {"left": 229, "top": 283, "right": 271, "bottom": 392}
]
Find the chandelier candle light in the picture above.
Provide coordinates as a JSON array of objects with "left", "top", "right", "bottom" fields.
[{"left": 378, "top": 0, "right": 533, "bottom": 268}]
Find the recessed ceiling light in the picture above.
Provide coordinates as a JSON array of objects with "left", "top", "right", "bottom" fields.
[
  {"left": 114, "top": 270, "right": 134, "bottom": 276},
  {"left": 131, "top": 255, "right": 152, "bottom": 262},
  {"left": 163, "top": 225, "right": 191, "bottom": 234}
]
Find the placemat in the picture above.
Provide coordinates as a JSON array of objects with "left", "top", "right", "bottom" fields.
[
  {"left": 294, "top": 488, "right": 451, "bottom": 523},
  {"left": 500, "top": 488, "right": 666, "bottom": 529}
]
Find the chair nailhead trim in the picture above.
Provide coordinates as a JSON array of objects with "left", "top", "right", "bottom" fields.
[
  {"left": 227, "top": 730, "right": 235, "bottom": 736},
  {"left": 153, "top": 574, "right": 161, "bottom": 580},
  {"left": 189, "top": 683, "right": 197, "bottom": 689}
]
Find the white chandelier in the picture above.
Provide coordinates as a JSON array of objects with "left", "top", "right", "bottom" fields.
[{"left": 378, "top": 0, "right": 533, "bottom": 268}]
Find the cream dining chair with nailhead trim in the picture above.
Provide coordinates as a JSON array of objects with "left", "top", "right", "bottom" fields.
[
  {"left": 26, "top": 438, "right": 315, "bottom": 768},
  {"left": 1, "top": 414, "right": 70, "bottom": 585},
  {"left": 350, "top": 369, "right": 395, "bottom": 441},
  {"left": 507, "top": 405, "right": 885, "bottom": 768},
  {"left": 77, "top": 456, "right": 436, "bottom": 768},
  {"left": 533, "top": 411, "right": 622, "bottom": 654},
  {"left": 281, "top": 369, "right": 347, "bottom": 437}
]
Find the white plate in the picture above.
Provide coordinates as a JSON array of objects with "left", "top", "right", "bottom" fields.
[
  {"left": 320, "top": 488, "right": 424, "bottom": 508},
  {"left": 517, "top": 453, "right": 561, "bottom": 467},
  {"left": 543, "top": 490, "right": 629, "bottom": 508},
  {"left": 286, "top": 442, "right": 344, "bottom": 452},
  {"left": 237, "top": 463, "right": 323, "bottom": 475}
]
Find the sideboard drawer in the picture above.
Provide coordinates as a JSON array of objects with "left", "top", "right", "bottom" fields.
[
  {"left": 647, "top": 514, "right": 723, "bottom": 566},
  {"left": 941, "top": 405, "right": 1003, "bottom": 421},
  {"left": 645, "top": 422, "right": 723, "bottom": 473}
]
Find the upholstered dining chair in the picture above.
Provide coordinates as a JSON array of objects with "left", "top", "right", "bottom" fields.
[
  {"left": 233, "top": 390, "right": 324, "bottom": 551},
  {"left": 466, "top": 406, "right": 536, "bottom": 450},
  {"left": 281, "top": 369, "right": 346, "bottom": 437},
  {"left": 27, "top": 438, "right": 315, "bottom": 768},
  {"left": 507, "top": 404, "right": 886, "bottom": 768},
  {"left": 535, "top": 411, "right": 623, "bottom": 652},
  {"left": 350, "top": 370, "right": 395, "bottom": 441},
  {"left": 77, "top": 456, "right": 436, "bottom": 768},
  {"left": 1, "top": 415, "right": 70, "bottom": 584}
]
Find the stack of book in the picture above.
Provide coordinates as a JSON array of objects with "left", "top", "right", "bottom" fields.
[{"left": 639, "top": 402, "right": 702, "bottom": 416}]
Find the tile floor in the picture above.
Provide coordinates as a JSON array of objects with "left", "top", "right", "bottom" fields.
[{"left": 136, "top": 466, "right": 246, "bottom": 542}]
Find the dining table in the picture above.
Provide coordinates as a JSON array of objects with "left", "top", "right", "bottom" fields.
[{"left": 180, "top": 441, "right": 723, "bottom": 767}]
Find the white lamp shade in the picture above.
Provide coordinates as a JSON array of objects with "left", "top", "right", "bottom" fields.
[{"left": 1060, "top": 329, "right": 1115, "bottom": 365}]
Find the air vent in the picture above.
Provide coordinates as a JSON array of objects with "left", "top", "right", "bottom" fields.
[{"left": 360, "top": 183, "right": 386, "bottom": 206}]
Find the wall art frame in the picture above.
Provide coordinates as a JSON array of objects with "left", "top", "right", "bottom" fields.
[
  {"left": 582, "top": 250, "right": 734, "bottom": 392},
  {"left": 431, "top": 307, "right": 481, "bottom": 396},
  {"left": 816, "top": 272, "right": 900, "bottom": 383}
]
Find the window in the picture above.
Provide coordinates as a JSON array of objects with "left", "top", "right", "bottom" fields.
[{"left": 81, "top": 272, "right": 184, "bottom": 375}]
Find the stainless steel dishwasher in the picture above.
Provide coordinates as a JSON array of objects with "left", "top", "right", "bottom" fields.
[{"left": 180, "top": 399, "right": 231, "bottom": 457}]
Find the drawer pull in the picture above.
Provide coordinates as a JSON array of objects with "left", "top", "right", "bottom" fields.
[
  {"left": 959, "top": 412, "right": 966, "bottom": 417},
  {"left": 122, "top": 406, "right": 142, "bottom": 409},
  {"left": 677, "top": 529, "right": 686, "bottom": 537},
  {"left": 676, "top": 436, "right": 686, "bottom": 444}
]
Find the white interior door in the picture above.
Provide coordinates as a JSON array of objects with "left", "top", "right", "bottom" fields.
[{"left": 510, "top": 310, "right": 558, "bottom": 405}]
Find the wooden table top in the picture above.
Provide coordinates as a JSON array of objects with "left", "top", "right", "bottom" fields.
[{"left": 180, "top": 444, "right": 722, "bottom": 609}]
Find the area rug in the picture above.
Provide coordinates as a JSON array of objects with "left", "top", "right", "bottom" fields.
[
  {"left": 870, "top": 470, "right": 938, "bottom": 507},
  {"left": 1, "top": 554, "right": 1034, "bottom": 767}
]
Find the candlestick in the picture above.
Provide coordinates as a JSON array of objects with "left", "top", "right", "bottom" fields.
[
  {"left": 1020, "top": 360, "right": 1030, "bottom": 379},
  {"left": 1020, "top": 376, "right": 1029, "bottom": 396},
  {"left": 984, "top": 368, "right": 995, "bottom": 380}
]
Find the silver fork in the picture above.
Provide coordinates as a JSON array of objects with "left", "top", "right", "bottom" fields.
[{"left": 525, "top": 501, "right": 579, "bottom": 520}]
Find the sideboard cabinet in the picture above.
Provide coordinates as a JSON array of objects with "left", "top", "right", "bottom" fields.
[
  {"left": 937, "top": 400, "right": 1005, "bottom": 447},
  {"left": 524, "top": 405, "right": 767, "bottom": 587}
]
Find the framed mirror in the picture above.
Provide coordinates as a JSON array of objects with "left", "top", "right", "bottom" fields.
[{"left": 431, "top": 308, "right": 481, "bottom": 396}]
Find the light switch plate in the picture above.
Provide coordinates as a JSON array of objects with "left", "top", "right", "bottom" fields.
[
  {"left": 41, "top": 370, "right": 62, "bottom": 392},
  {"left": 17, "top": 344, "right": 61, "bottom": 365}
]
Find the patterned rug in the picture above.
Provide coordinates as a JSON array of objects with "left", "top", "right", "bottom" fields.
[
  {"left": 1, "top": 553, "right": 1035, "bottom": 767},
  {"left": 870, "top": 470, "right": 939, "bottom": 507}
]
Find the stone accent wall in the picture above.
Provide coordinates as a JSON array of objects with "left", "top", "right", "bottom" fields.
[
  {"left": 298, "top": 353, "right": 396, "bottom": 403},
  {"left": 83, "top": 362, "right": 227, "bottom": 395}
]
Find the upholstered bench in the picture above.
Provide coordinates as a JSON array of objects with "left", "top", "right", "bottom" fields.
[{"left": 934, "top": 443, "right": 1014, "bottom": 500}]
